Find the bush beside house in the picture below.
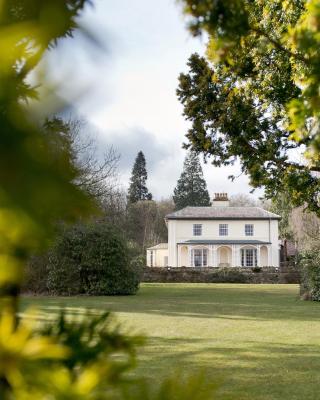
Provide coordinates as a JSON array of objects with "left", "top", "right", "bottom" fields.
[
  {"left": 299, "top": 250, "right": 320, "bottom": 301},
  {"left": 48, "top": 223, "right": 142, "bottom": 295},
  {"left": 25, "top": 223, "right": 142, "bottom": 296}
]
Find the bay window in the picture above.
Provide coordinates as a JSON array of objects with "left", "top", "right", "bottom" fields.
[
  {"left": 241, "top": 248, "right": 258, "bottom": 267},
  {"left": 191, "top": 248, "right": 208, "bottom": 267}
]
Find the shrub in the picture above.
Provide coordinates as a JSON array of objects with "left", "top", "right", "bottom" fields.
[
  {"left": 299, "top": 249, "right": 320, "bottom": 301},
  {"left": 217, "top": 267, "right": 247, "bottom": 283},
  {"left": 47, "top": 222, "right": 142, "bottom": 296},
  {"left": 47, "top": 224, "right": 85, "bottom": 295},
  {"left": 23, "top": 254, "right": 49, "bottom": 294}
]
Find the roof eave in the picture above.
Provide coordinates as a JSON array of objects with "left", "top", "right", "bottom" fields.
[
  {"left": 166, "top": 217, "right": 281, "bottom": 221},
  {"left": 178, "top": 240, "right": 272, "bottom": 245}
]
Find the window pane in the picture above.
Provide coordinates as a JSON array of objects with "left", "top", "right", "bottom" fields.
[
  {"left": 245, "top": 224, "right": 254, "bottom": 236},
  {"left": 193, "top": 224, "right": 202, "bottom": 236},
  {"left": 246, "top": 249, "right": 254, "bottom": 266},
  {"left": 219, "top": 224, "right": 228, "bottom": 236},
  {"left": 203, "top": 249, "right": 208, "bottom": 266},
  {"left": 192, "top": 249, "right": 208, "bottom": 267},
  {"left": 241, "top": 249, "right": 245, "bottom": 267},
  {"left": 194, "top": 249, "right": 202, "bottom": 266}
]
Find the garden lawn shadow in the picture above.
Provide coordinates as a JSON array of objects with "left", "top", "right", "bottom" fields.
[{"left": 22, "top": 283, "right": 320, "bottom": 400}]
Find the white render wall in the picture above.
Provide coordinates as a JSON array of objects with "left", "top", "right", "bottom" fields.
[
  {"left": 147, "top": 248, "right": 168, "bottom": 267},
  {"left": 269, "top": 219, "right": 279, "bottom": 267},
  {"left": 168, "top": 220, "right": 178, "bottom": 268},
  {"left": 168, "top": 219, "right": 279, "bottom": 268}
]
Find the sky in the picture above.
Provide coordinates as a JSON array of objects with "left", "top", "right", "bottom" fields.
[{"left": 44, "top": 0, "right": 262, "bottom": 201}]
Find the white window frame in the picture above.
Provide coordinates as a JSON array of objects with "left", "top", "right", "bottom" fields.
[
  {"left": 245, "top": 224, "right": 254, "bottom": 236},
  {"left": 191, "top": 248, "right": 208, "bottom": 267},
  {"left": 193, "top": 224, "right": 202, "bottom": 236},
  {"left": 219, "top": 224, "right": 228, "bottom": 236},
  {"left": 241, "top": 248, "right": 257, "bottom": 267}
]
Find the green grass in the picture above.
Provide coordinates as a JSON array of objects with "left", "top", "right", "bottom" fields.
[{"left": 22, "top": 284, "right": 320, "bottom": 400}]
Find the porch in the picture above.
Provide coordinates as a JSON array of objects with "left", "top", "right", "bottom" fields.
[{"left": 177, "top": 240, "right": 272, "bottom": 268}]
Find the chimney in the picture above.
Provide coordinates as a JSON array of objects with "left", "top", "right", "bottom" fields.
[{"left": 212, "top": 193, "right": 229, "bottom": 207}]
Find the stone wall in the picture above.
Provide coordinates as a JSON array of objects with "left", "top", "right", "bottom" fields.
[{"left": 142, "top": 264, "right": 300, "bottom": 284}]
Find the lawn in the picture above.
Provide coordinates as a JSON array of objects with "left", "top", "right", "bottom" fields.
[{"left": 22, "top": 284, "right": 320, "bottom": 400}]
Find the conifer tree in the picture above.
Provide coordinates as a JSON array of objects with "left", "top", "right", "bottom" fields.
[
  {"left": 173, "top": 151, "right": 211, "bottom": 210},
  {"left": 127, "top": 151, "right": 152, "bottom": 203}
]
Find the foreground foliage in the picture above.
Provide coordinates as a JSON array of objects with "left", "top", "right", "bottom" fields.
[
  {"left": 0, "top": 311, "right": 136, "bottom": 399},
  {"left": 0, "top": 0, "right": 95, "bottom": 309},
  {"left": 0, "top": 310, "right": 216, "bottom": 399}
]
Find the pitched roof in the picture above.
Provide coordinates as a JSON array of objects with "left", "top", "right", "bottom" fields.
[
  {"left": 178, "top": 240, "right": 271, "bottom": 245},
  {"left": 166, "top": 206, "right": 280, "bottom": 220},
  {"left": 147, "top": 243, "right": 168, "bottom": 250}
]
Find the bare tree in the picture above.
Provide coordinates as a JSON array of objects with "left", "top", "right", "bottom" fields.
[
  {"left": 44, "top": 117, "right": 120, "bottom": 204},
  {"left": 69, "top": 119, "right": 120, "bottom": 201},
  {"left": 125, "top": 198, "right": 175, "bottom": 255},
  {"left": 290, "top": 207, "right": 320, "bottom": 251},
  {"left": 101, "top": 188, "right": 127, "bottom": 225},
  {"left": 154, "top": 198, "right": 175, "bottom": 242},
  {"left": 127, "top": 200, "right": 158, "bottom": 253},
  {"left": 229, "top": 194, "right": 259, "bottom": 207}
]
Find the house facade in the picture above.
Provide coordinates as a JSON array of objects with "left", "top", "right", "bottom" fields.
[
  {"left": 146, "top": 243, "right": 168, "bottom": 267},
  {"left": 147, "top": 193, "right": 281, "bottom": 268}
]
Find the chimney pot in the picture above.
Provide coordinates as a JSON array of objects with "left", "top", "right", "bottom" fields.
[{"left": 212, "top": 192, "right": 229, "bottom": 207}]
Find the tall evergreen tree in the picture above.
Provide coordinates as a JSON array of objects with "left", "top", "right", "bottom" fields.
[
  {"left": 173, "top": 151, "right": 211, "bottom": 210},
  {"left": 127, "top": 151, "right": 152, "bottom": 203}
]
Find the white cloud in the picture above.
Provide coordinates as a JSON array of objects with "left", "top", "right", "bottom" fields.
[{"left": 44, "top": 0, "right": 264, "bottom": 200}]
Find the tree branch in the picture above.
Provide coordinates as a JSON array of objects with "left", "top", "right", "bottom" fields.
[{"left": 252, "top": 27, "right": 309, "bottom": 65}]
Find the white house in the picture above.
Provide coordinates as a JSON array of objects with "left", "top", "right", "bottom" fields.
[{"left": 147, "top": 193, "right": 281, "bottom": 268}]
